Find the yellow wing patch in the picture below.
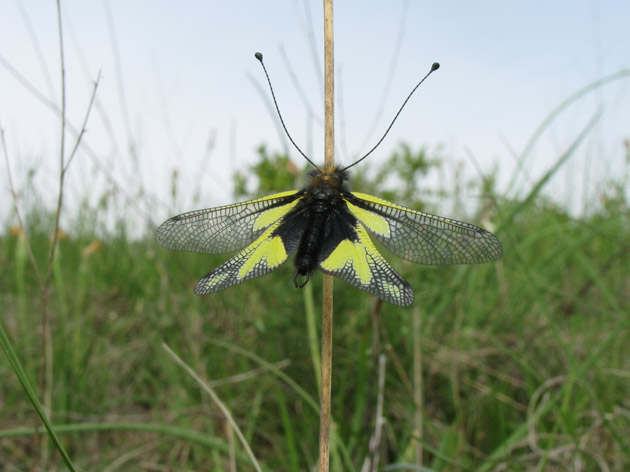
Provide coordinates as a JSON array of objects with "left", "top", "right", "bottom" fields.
[
  {"left": 238, "top": 233, "right": 287, "bottom": 279},
  {"left": 319, "top": 223, "right": 414, "bottom": 306},
  {"left": 253, "top": 192, "right": 301, "bottom": 230},
  {"left": 194, "top": 221, "right": 291, "bottom": 295},
  {"left": 345, "top": 201, "right": 390, "bottom": 237},
  {"left": 320, "top": 239, "right": 372, "bottom": 285}
]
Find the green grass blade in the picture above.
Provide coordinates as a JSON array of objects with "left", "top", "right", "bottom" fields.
[
  {"left": 275, "top": 388, "right": 300, "bottom": 472},
  {"left": 0, "top": 422, "right": 274, "bottom": 471},
  {"left": 162, "top": 343, "right": 263, "bottom": 472},
  {"left": 303, "top": 279, "right": 321, "bottom": 392},
  {"left": 208, "top": 338, "right": 320, "bottom": 414},
  {"left": 506, "top": 69, "right": 630, "bottom": 191},
  {"left": 0, "top": 320, "right": 75, "bottom": 471},
  {"left": 478, "top": 334, "right": 617, "bottom": 472},
  {"left": 498, "top": 109, "right": 602, "bottom": 233}
]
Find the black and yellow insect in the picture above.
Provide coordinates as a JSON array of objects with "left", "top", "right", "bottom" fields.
[
  {"left": 156, "top": 165, "right": 502, "bottom": 306},
  {"left": 155, "top": 54, "right": 502, "bottom": 306}
]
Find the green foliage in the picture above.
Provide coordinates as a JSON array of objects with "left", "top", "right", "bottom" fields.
[
  {"left": 2, "top": 143, "right": 630, "bottom": 471},
  {"left": 234, "top": 145, "right": 305, "bottom": 198},
  {"left": 350, "top": 143, "right": 444, "bottom": 211}
]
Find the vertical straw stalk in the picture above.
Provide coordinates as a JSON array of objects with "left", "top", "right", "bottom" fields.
[
  {"left": 413, "top": 306, "right": 423, "bottom": 465},
  {"left": 319, "top": 0, "right": 335, "bottom": 471}
]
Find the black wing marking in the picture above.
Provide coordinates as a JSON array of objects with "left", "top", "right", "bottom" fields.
[{"left": 317, "top": 208, "right": 414, "bottom": 306}]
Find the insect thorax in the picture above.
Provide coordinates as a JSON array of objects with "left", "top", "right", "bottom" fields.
[{"left": 293, "top": 167, "right": 354, "bottom": 279}]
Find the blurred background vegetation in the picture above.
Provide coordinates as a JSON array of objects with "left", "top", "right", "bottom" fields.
[
  {"left": 2, "top": 131, "right": 630, "bottom": 470},
  {"left": 1, "top": 3, "right": 630, "bottom": 469}
]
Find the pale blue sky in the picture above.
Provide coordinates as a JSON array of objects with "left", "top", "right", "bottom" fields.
[{"left": 1, "top": 1, "right": 629, "bottom": 228}]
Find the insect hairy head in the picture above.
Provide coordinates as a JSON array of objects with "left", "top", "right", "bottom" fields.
[{"left": 303, "top": 166, "right": 351, "bottom": 195}]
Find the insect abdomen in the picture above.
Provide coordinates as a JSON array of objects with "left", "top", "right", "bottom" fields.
[{"left": 294, "top": 204, "right": 328, "bottom": 278}]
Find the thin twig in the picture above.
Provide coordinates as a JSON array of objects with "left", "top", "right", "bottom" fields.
[
  {"left": 0, "top": 52, "right": 154, "bottom": 220},
  {"left": 319, "top": 1, "right": 335, "bottom": 471},
  {"left": 36, "top": 4, "right": 100, "bottom": 466},
  {"left": 64, "top": 71, "right": 101, "bottom": 172},
  {"left": 360, "top": 354, "right": 387, "bottom": 472},
  {"left": 47, "top": 0, "right": 68, "bottom": 286},
  {"left": 37, "top": 1, "right": 68, "bottom": 464}
]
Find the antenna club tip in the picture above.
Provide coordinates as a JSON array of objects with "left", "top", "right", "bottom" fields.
[
  {"left": 255, "top": 52, "right": 263, "bottom": 62},
  {"left": 431, "top": 62, "right": 440, "bottom": 72}
]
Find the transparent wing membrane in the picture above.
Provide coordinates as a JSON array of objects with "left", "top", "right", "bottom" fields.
[
  {"left": 347, "top": 192, "right": 503, "bottom": 265},
  {"left": 155, "top": 191, "right": 301, "bottom": 255}
]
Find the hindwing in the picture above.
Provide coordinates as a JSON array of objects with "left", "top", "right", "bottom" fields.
[
  {"left": 345, "top": 192, "right": 503, "bottom": 265},
  {"left": 194, "top": 209, "right": 308, "bottom": 294},
  {"left": 317, "top": 209, "right": 414, "bottom": 306}
]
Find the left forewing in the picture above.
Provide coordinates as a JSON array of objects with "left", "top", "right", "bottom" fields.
[
  {"left": 345, "top": 192, "right": 503, "bottom": 265},
  {"left": 155, "top": 191, "right": 302, "bottom": 255}
]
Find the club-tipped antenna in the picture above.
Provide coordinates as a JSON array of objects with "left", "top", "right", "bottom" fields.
[
  {"left": 255, "top": 52, "right": 319, "bottom": 169},
  {"left": 341, "top": 62, "right": 440, "bottom": 172}
]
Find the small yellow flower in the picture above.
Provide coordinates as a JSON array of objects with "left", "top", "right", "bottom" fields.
[{"left": 82, "top": 241, "right": 104, "bottom": 258}]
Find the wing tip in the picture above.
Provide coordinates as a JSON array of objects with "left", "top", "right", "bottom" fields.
[
  {"left": 481, "top": 231, "right": 503, "bottom": 262},
  {"left": 395, "top": 292, "right": 415, "bottom": 307}
]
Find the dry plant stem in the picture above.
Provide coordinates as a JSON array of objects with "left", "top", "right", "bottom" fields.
[
  {"left": 1, "top": 61, "right": 99, "bottom": 291},
  {"left": 36, "top": 2, "right": 100, "bottom": 465},
  {"left": 319, "top": 0, "right": 335, "bottom": 471},
  {"left": 0, "top": 53, "right": 150, "bottom": 218},
  {"left": 323, "top": 0, "right": 334, "bottom": 171},
  {"left": 36, "top": 2, "right": 67, "bottom": 464},
  {"left": 320, "top": 275, "right": 334, "bottom": 471},
  {"left": 64, "top": 72, "right": 101, "bottom": 171},
  {"left": 46, "top": 0, "right": 67, "bottom": 296},
  {"left": 413, "top": 306, "right": 423, "bottom": 465},
  {"left": 360, "top": 355, "right": 386, "bottom": 472},
  {"left": 226, "top": 420, "right": 236, "bottom": 472}
]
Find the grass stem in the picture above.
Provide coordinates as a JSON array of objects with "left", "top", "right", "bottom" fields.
[
  {"left": 319, "top": 1, "right": 335, "bottom": 470},
  {"left": 162, "top": 343, "right": 263, "bottom": 472},
  {"left": 413, "top": 307, "right": 423, "bottom": 465}
]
